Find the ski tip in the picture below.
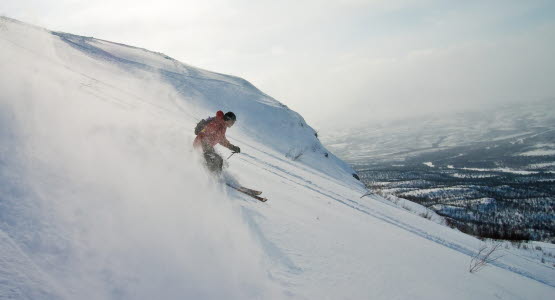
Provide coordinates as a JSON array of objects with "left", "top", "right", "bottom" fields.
[
  {"left": 252, "top": 196, "right": 268, "bottom": 202},
  {"left": 225, "top": 182, "right": 267, "bottom": 202}
]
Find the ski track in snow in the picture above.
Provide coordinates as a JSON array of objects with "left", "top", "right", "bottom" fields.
[
  {"left": 241, "top": 207, "right": 304, "bottom": 276},
  {"left": 236, "top": 148, "right": 555, "bottom": 288},
  {"left": 229, "top": 136, "right": 360, "bottom": 192}
]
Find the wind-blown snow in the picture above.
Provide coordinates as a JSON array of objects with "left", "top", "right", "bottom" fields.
[{"left": 1, "top": 17, "right": 554, "bottom": 299}]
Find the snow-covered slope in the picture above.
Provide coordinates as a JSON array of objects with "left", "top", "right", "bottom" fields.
[{"left": 1, "top": 17, "right": 554, "bottom": 299}]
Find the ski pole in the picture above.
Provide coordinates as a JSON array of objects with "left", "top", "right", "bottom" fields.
[{"left": 227, "top": 152, "right": 237, "bottom": 160}]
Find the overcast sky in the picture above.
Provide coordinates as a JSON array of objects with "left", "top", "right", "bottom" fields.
[{"left": 3, "top": 0, "right": 555, "bottom": 129}]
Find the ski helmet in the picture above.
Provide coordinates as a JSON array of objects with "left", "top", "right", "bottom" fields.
[{"left": 224, "top": 112, "right": 236, "bottom": 121}]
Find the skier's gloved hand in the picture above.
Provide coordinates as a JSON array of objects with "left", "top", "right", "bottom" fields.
[{"left": 231, "top": 145, "right": 241, "bottom": 153}]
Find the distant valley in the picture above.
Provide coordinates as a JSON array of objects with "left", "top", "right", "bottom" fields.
[{"left": 322, "top": 99, "right": 555, "bottom": 242}]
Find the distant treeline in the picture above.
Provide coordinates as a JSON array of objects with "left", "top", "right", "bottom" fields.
[{"left": 361, "top": 167, "right": 555, "bottom": 243}]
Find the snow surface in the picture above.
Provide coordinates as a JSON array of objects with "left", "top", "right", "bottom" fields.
[
  {"left": 527, "top": 162, "right": 555, "bottom": 169},
  {"left": 518, "top": 149, "right": 555, "bottom": 157},
  {"left": 460, "top": 167, "right": 539, "bottom": 175},
  {"left": 1, "top": 17, "right": 554, "bottom": 299}
]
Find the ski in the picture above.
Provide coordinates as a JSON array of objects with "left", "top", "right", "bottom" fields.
[
  {"left": 226, "top": 183, "right": 267, "bottom": 202},
  {"left": 236, "top": 186, "right": 262, "bottom": 196}
]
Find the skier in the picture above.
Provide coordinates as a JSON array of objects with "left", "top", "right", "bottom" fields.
[{"left": 193, "top": 111, "right": 241, "bottom": 174}]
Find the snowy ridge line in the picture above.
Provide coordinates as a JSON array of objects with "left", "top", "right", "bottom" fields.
[
  {"left": 52, "top": 32, "right": 252, "bottom": 92},
  {"left": 52, "top": 31, "right": 280, "bottom": 122},
  {"left": 0, "top": 35, "right": 198, "bottom": 125},
  {"left": 237, "top": 151, "right": 555, "bottom": 288}
]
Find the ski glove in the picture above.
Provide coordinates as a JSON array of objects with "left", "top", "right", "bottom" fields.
[{"left": 230, "top": 145, "right": 241, "bottom": 153}]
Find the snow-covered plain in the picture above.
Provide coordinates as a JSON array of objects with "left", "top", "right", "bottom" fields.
[{"left": 1, "top": 17, "right": 554, "bottom": 299}]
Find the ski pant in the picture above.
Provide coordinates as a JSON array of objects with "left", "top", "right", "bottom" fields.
[{"left": 203, "top": 148, "right": 223, "bottom": 174}]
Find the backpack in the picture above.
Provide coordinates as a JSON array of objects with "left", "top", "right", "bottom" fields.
[{"left": 194, "top": 117, "right": 214, "bottom": 135}]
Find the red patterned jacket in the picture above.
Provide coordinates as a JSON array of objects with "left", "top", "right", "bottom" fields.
[{"left": 193, "top": 110, "right": 232, "bottom": 151}]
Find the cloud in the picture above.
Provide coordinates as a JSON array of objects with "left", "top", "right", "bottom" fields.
[
  {"left": 315, "top": 21, "right": 555, "bottom": 127},
  {"left": 2, "top": 0, "right": 555, "bottom": 130}
]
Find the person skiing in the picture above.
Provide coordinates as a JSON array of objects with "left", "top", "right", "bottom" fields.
[{"left": 193, "top": 111, "right": 240, "bottom": 174}]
